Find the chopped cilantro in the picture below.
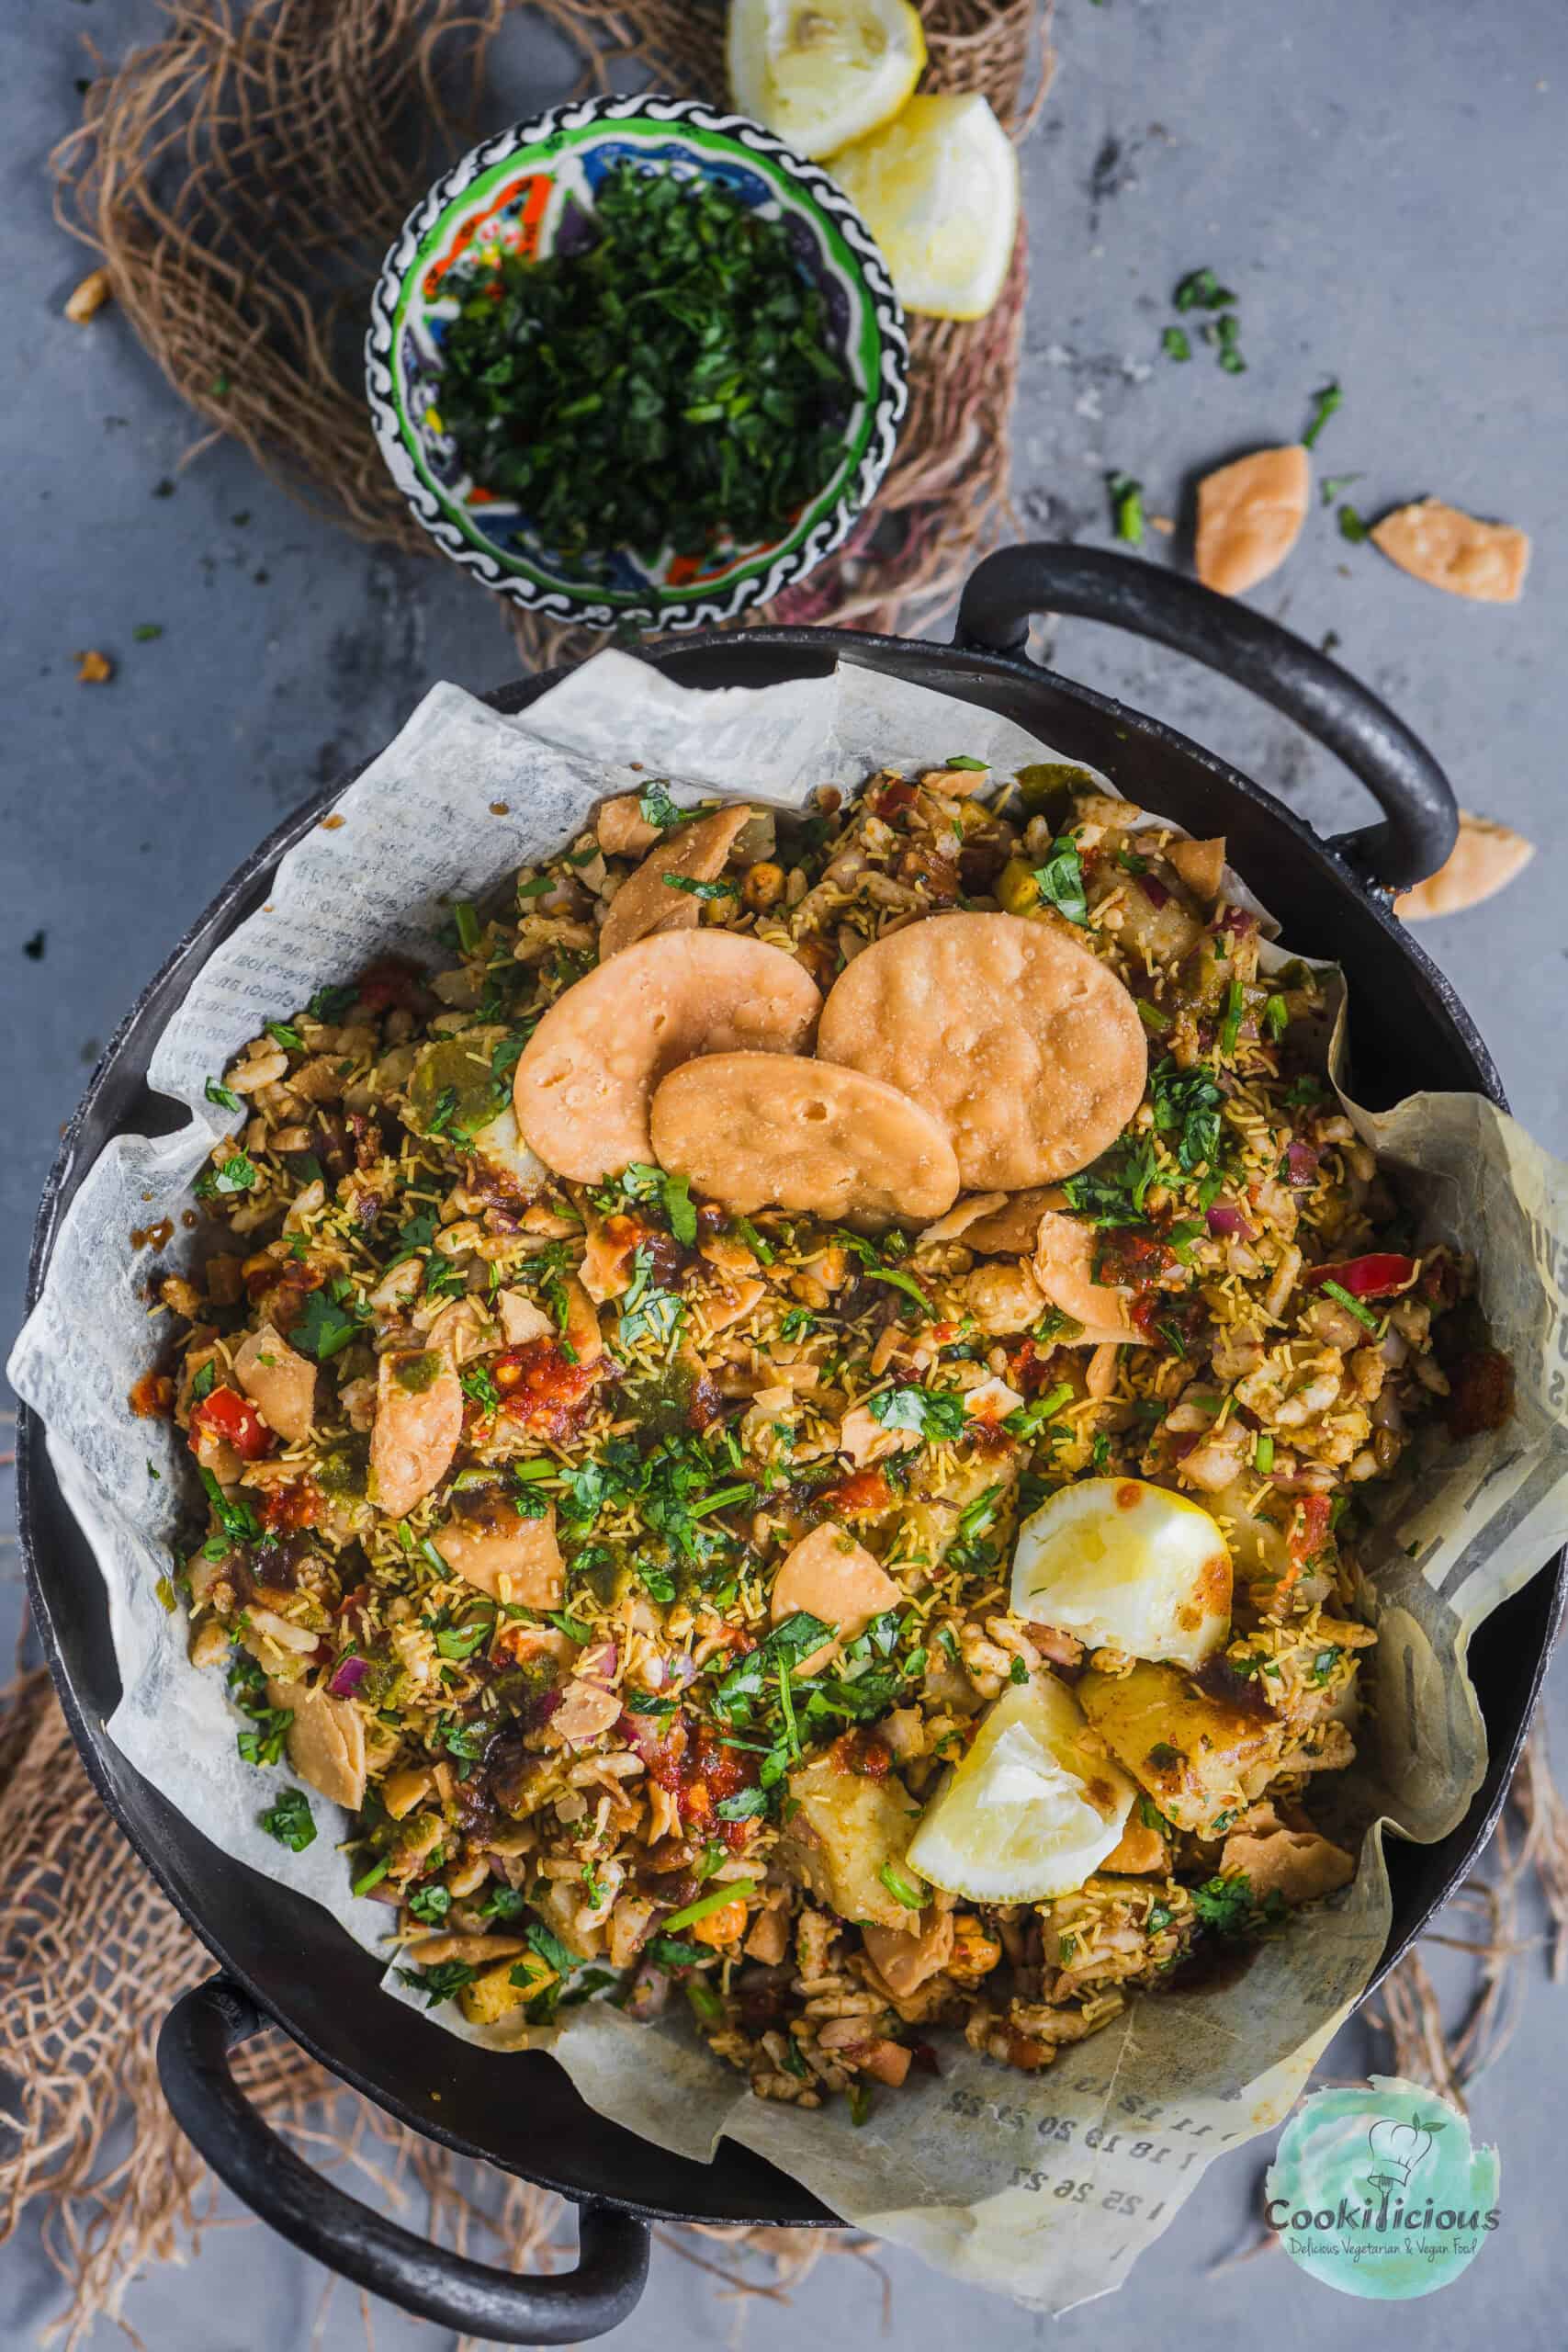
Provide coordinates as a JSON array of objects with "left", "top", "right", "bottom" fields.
[
  {"left": 1302, "top": 380, "right": 1342, "bottom": 450},
  {"left": 399, "top": 1961, "right": 479, "bottom": 2007},
  {"left": 259, "top": 1787, "right": 315, "bottom": 1851},
  {"left": 867, "top": 1385, "right": 966, "bottom": 1443},
  {"left": 291, "top": 1286, "right": 366, "bottom": 1362},
  {"left": 195, "top": 1150, "right": 259, "bottom": 1200},
  {"left": 1107, "top": 470, "right": 1145, "bottom": 545},
  {"left": 1174, "top": 266, "right": 1237, "bottom": 311},
  {"left": 525, "top": 1919, "right": 581, "bottom": 1974},
  {"left": 1032, "top": 834, "right": 1089, "bottom": 924},
  {"left": 1161, "top": 325, "right": 1191, "bottom": 362}
]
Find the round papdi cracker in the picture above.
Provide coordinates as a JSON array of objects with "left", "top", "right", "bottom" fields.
[
  {"left": 649, "top": 1052, "right": 960, "bottom": 1221},
  {"left": 513, "top": 932, "right": 820, "bottom": 1182},
  {"left": 597, "top": 802, "right": 754, "bottom": 959},
  {"left": 817, "top": 911, "right": 1146, "bottom": 1189}
]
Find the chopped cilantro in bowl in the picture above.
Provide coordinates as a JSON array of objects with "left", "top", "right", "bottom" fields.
[{"left": 369, "top": 96, "right": 908, "bottom": 629}]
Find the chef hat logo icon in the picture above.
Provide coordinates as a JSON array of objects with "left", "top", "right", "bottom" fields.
[{"left": 1365, "top": 2109, "right": 1441, "bottom": 2188}]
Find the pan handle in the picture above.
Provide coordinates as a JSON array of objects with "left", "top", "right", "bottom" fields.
[
  {"left": 953, "top": 542, "right": 1458, "bottom": 895},
  {"left": 157, "top": 1974, "right": 650, "bottom": 2343}
]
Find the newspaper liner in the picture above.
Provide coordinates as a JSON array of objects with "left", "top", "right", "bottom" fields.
[{"left": 10, "top": 651, "right": 1568, "bottom": 2311}]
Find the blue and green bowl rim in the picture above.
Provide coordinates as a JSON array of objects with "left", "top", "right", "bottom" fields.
[{"left": 365, "top": 93, "right": 909, "bottom": 632}]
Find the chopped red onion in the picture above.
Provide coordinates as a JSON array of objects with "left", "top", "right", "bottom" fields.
[
  {"left": 1205, "top": 1203, "right": 1255, "bottom": 1240},
  {"left": 327, "top": 1654, "right": 368, "bottom": 1697},
  {"left": 1286, "top": 1141, "right": 1321, "bottom": 1187},
  {"left": 1138, "top": 873, "right": 1171, "bottom": 910}
]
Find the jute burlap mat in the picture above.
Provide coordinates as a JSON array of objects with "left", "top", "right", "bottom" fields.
[
  {"left": 2, "top": 1637, "right": 1562, "bottom": 2346},
  {"left": 51, "top": 0, "right": 1053, "bottom": 671}
]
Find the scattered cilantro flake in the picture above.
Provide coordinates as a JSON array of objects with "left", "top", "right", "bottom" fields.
[
  {"left": 307, "top": 980, "right": 359, "bottom": 1023},
  {"left": 1032, "top": 834, "right": 1089, "bottom": 924},
  {"left": 661, "top": 874, "right": 734, "bottom": 900},
  {"left": 1321, "top": 473, "right": 1362, "bottom": 506},
  {"left": 132, "top": 622, "right": 164, "bottom": 642},
  {"left": 291, "top": 1286, "right": 365, "bottom": 1362},
  {"left": 525, "top": 1919, "right": 582, "bottom": 1974},
  {"left": 1302, "top": 380, "right": 1342, "bottom": 450},
  {"left": 399, "top": 1960, "right": 478, "bottom": 2007},
  {"left": 867, "top": 1385, "right": 966, "bottom": 1443},
  {"left": 194, "top": 1150, "right": 259, "bottom": 1200},
  {"left": 1107, "top": 470, "right": 1145, "bottom": 544},
  {"left": 1338, "top": 504, "right": 1370, "bottom": 543},
  {"left": 259, "top": 1788, "right": 315, "bottom": 1850},
  {"left": 1161, "top": 325, "right": 1191, "bottom": 362},
  {"left": 1174, "top": 266, "right": 1237, "bottom": 311},
  {"left": 647, "top": 1932, "right": 712, "bottom": 1969}
]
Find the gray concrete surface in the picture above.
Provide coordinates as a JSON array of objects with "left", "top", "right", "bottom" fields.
[{"left": 4, "top": 0, "right": 1567, "bottom": 2344}]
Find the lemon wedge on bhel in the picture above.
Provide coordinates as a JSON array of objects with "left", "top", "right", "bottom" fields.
[
  {"left": 827, "top": 92, "right": 1020, "bottom": 319},
  {"left": 728, "top": 0, "right": 926, "bottom": 161},
  {"left": 1010, "top": 1477, "right": 1233, "bottom": 1673},
  {"left": 904, "top": 1674, "right": 1136, "bottom": 1904}
]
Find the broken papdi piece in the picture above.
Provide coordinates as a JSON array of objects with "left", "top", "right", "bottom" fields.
[
  {"left": 649, "top": 1051, "right": 960, "bottom": 1222},
  {"left": 1371, "top": 497, "right": 1529, "bottom": 604},
  {"left": 771, "top": 1520, "right": 901, "bottom": 1673},
  {"left": 597, "top": 802, "right": 754, "bottom": 957},
  {"left": 513, "top": 930, "right": 820, "bottom": 1182},
  {"left": 266, "top": 1677, "right": 366, "bottom": 1810},
  {"left": 816, "top": 911, "right": 1146, "bottom": 1190},
  {"left": 1032, "top": 1210, "right": 1138, "bottom": 1343},
  {"left": 1394, "top": 810, "right": 1534, "bottom": 922},
  {"left": 1195, "top": 445, "right": 1310, "bottom": 598},
  {"left": 435, "top": 1493, "right": 564, "bottom": 1607},
  {"left": 961, "top": 1186, "right": 1066, "bottom": 1257}
]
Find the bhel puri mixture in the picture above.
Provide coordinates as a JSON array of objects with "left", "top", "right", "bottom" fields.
[{"left": 140, "top": 750, "right": 1513, "bottom": 2112}]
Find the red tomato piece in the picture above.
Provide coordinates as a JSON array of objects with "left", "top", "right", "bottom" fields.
[
  {"left": 189, "top": 1385, "right": 275, "bottom": 1460},
  {"left": 1303, "top": 1253, "right": 1416, "bottom": 1299}
]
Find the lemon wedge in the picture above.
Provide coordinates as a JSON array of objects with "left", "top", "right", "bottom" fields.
[
  {"left": 1010, "top": 1477, "right": 1233, "bottom": 1673},
  {"left": 827, "top": 92, "right": 1020, "bottom": 320},
  {"left": 905, "top": 1674, "right": 1135, "bottom": 1903},
  {"left": 728, "top": 0, "right": 926, "bottom": 162}
]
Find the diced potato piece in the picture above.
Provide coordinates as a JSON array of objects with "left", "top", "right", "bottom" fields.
[
  {"left": 1077, "top": 1660, "right": 1280, "bottom": 1835},
  {"left": 458, "top": 1948, "right": 557, "bottom": 2027},
  {"left": 1166, "top": 836, "right": 1226, "bottom": 903},
  {"left": 775, "top": 1753, "right": 920, "bottom": 1929}
]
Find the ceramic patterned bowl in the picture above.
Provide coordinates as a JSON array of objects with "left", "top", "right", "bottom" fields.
[{"left": 366, "top": 93, "right": 908, "bottom": 633}]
